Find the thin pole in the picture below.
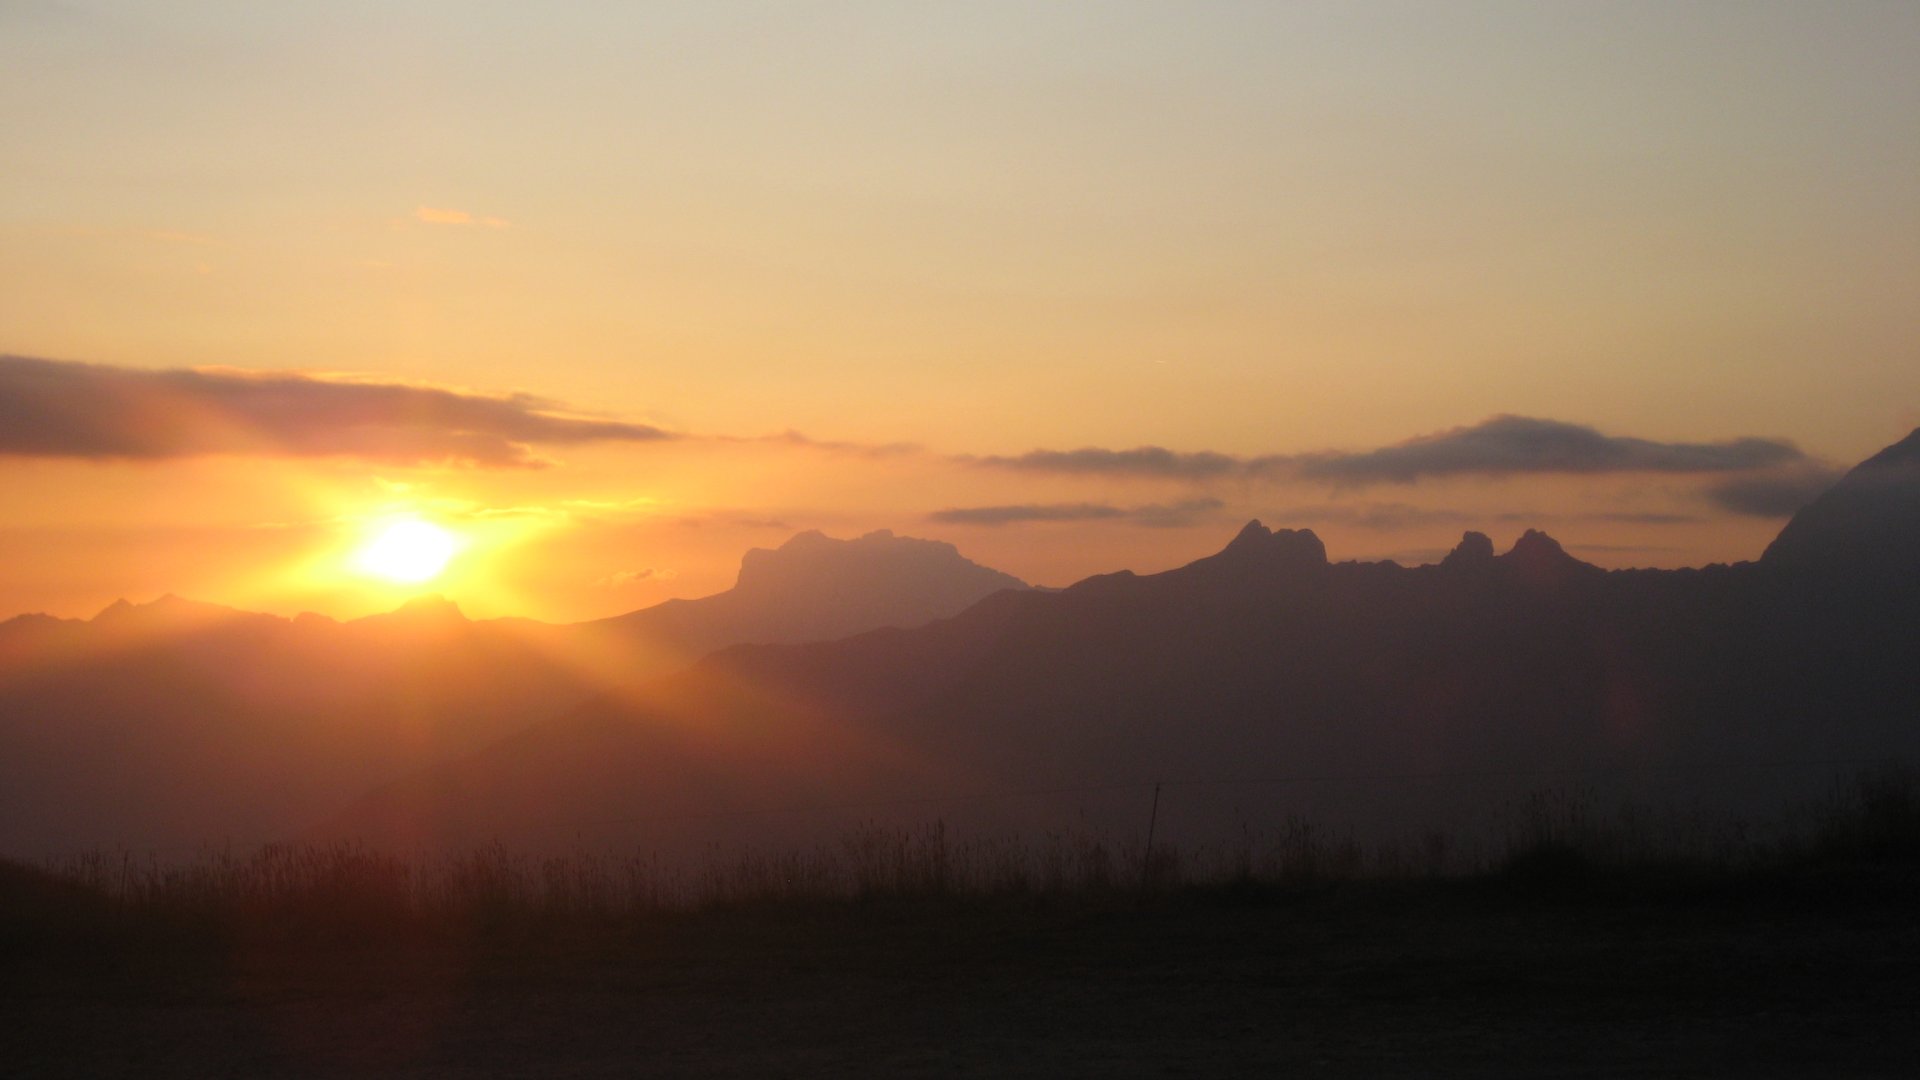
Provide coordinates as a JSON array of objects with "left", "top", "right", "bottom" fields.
[{"left": 1141, "top": 781, "right": 1162, "bottom": 890}]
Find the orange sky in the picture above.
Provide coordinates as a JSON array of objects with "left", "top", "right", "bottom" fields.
[{"left": 2, "top": 3, "right": 1916, "bottom": 622}]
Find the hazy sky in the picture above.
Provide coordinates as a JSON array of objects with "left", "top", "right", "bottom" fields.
[{"left": 2, "top": 2, "right": 1916, "bottom": 620}]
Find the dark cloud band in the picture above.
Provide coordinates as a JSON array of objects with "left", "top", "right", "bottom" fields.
[
  {"left": 0, "top": 355, "right": 674, "bottom": 468},
  {"left": 972, "top": 416, "right": 1806, "bottom": 487},
  {"left": 1296, "top": 415, "right": 1803, "bottom": 484}
]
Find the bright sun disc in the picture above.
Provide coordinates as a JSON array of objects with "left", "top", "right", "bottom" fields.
[{"left": 353, "top": 519, "right": 461, "bottom": 584}]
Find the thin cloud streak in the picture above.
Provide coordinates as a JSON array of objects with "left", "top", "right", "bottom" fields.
[
  {"left": 0, "top": 354, "right": 674, "bottom": 468},
  {"left": 734, "top": 430, "right": 924, "bottom": 458},
  {"left": 968, "top": 446, "right": 1243, "bottom": 480},
  {"left": 930, "top": 498, "right": 1224, "bottom": 528}
]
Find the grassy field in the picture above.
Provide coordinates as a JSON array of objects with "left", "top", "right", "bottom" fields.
[{"left": 5, "top": 773, "right": 1919, "bottom": 1077}]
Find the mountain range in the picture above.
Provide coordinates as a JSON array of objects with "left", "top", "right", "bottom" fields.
[
  {"left": 314, "top": 428, "right": 1920, "bottom": 857},
  {"left": 5, "top": 430, "right": 1917, "bottom": 861},
  {"left": 0, "top": 530, "right": 1026, "bottom": 855}
]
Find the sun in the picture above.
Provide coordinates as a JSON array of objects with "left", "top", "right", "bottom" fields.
[{"left": 352, "top": 518, "right": 463, "bottom": 584}]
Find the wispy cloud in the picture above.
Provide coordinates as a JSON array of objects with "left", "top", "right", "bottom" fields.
[
  {"left": 597, "top": 567, "right": 676, "bottom": 588},
  {"left": 740, "top": 430, "right": 923, "bottom": 458},
  {"left": 1260, "top": 502, "right": 1484, "bottom": 531},
  {"left": 0, "top": 355, "right": 673, "bottom": 468},
  {"left": 967, "top": 446, "right": 1245, "bottom": 479},
  {"left": 1252, "top": 502, "right": 1704, "bottom": 533},
  {"left": 930, "top": 498, "right": 1224, "bottom": 528},
  {"left": 414, "top": 206, "right": 510, "bottom": 228}
]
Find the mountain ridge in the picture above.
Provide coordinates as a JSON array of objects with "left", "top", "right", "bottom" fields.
[
  {"left": 0, "top": 528, "right": 1030, "bottom": 856},
  {"left": 315, "top": 428, "right": 1920, "bottom": 857}
]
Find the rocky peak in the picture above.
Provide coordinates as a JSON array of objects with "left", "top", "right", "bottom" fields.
[
  {"left": 1193, "top": 521, "right": 1328, "bottom": 577},
  {"left": 1504, "top": 529, "right": 1569, "bottom": 561},
  {"left": 1222, "top": 519, "right": 1274, "bottom": 552},
  {"left": 1494, "top": 529, "right": 1600, "bottom": 585},
  {"left": 1440, "top": 531, "right": 1495, "bottom": 569}
]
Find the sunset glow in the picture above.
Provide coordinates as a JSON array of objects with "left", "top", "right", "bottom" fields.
[
  {"left": 0, "top": 2, "right": 1913, "bottom": 625},
  {"left": 5, "top": 9, "right": 1920, "bottom": 1072}
]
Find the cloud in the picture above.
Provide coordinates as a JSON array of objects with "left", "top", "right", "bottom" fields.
[
  {"left": 598, "top": 568, "right": 676, "bottom": 588},
  {"left": 1255, "top": 502, "right": 1703, "bottom": 532},
  {"left": 1587, "top": 511, "right": 1701, "bottom": 525},
  {"left": 745, "top": 430, "right": 923, "bottom": 458},
  {"left": 931, "top": 503, "right": 1124, "bottom": 525},
  {"left": 0, "top": 355, "right": 674, "bottom": 468},
  {"left": 1701, "top": 465, "right": 1844, "bottom": 518},
  {"left": 414, "top": 206, "right": 510, "bottom": 228},
  {"left": 970, "top": 417, "right": 1803, "bottom": 489},
  {"left": 1261, "top": 502, "right": 1480, "bottom": 531},
  {"left": 930, "top": 498, "right": 1223, "bottom": 528},
  {"left": 1298, "top": 415, "right": 1804, "bottom": 485},
  {"left": 969, "top": 446, "right": 1244, "bottom": 479}
]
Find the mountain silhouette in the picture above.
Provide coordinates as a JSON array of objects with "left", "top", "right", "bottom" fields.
[
  {"left": 318, "top": 430, "right": 1920, "bottom": 857},
  {"left": 1761, "top": 426, "right": 1920, "bottom": 582},
  {"left": 587, "top": 529, "right": 1028, "bottom": 657},
  {"left": 0, "top": 530, "right": 1026, "bottom": 856}
]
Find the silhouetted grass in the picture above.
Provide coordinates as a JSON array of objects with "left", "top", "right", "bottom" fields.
[{"left": 10, "top": 769, "right": 1919, "bottom": 956}]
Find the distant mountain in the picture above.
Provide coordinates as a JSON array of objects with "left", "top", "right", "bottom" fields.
[
  {"left": 320, "top": 431, "right": 1920, "bottom": 857},
  {"left": 587, "top": 529, "right": 1028, "bottom": 658},
  {"left": 1762, "top": 427, "right": 1920, "bottom": 582},
  {"left": 0, "top": 531, "right": 1025, "bottom": 856}
]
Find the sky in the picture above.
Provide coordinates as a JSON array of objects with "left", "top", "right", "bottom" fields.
[{"left": 1, "top": 1, "right": 1916, "bottom": 622}]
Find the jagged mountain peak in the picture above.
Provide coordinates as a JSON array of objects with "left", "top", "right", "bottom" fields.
[
  {"left": 1503, "top": 529, "right": 1568, "bottom": 560},
  {"left": 1495, "top": 528, "right": 1600, "bottom": 582},
  {"left": 1224, "top": 519, "right": 1273, "bottom": 549},
  {"left": 1440, "top": 531, "right": 1496, "bottom": 568},
  {"left": 1210, "top": 520, "right": 1328, "bottom": 566}
]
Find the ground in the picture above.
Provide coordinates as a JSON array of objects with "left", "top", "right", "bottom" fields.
[{"left": 5, "top": 872, "right": 1918, "bottom": 1077}]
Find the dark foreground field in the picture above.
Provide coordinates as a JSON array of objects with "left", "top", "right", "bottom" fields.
[{"left": 7, "top": 861, "right": 1920, "bottom": 1079}]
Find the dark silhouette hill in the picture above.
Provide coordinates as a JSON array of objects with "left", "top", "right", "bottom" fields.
[
  {"left": 1762, "top": 426, "right": 1920, "bottom": 582},
  {"left": 0, "top": 531, "right": 1026, "bottom": 856},
  {"left": 319, "top": 430, "right": 1920, "bottom": 856}
]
